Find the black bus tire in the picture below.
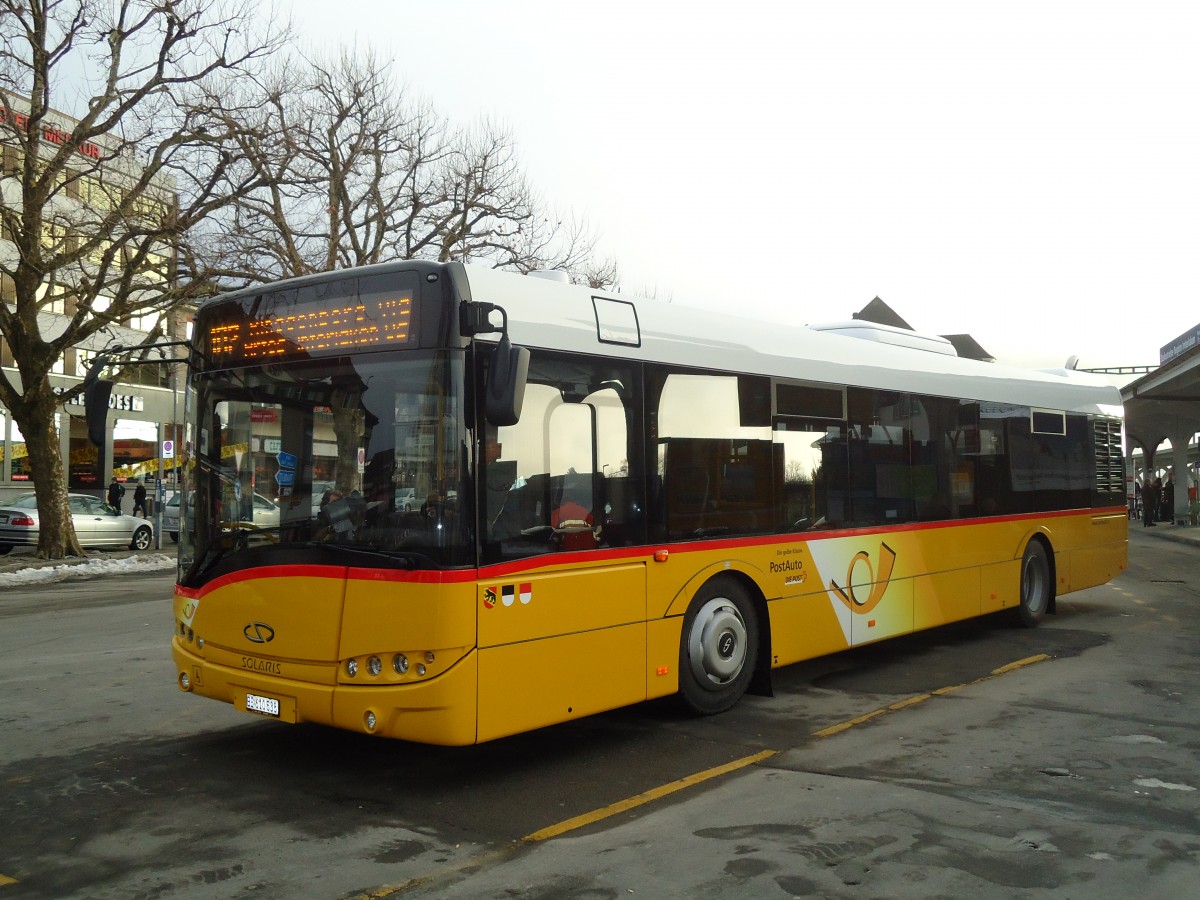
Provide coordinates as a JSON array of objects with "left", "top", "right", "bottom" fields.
[
  {"left": 1013, "top": 539, "right": 1052, "bottom": 628},
  {"left": 678, "top": 577, "right": 759, "bottom": 715}
]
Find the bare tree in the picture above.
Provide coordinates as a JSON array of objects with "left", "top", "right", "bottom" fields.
[
  {"left": 214, "top": 48, "right": 615, "bottom": 285},
  {"left": 0, "top": 0, "right": 287, "bottom": 557}
]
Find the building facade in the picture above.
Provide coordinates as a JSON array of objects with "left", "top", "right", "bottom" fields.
[{"left": 1, "top": 95, "right": 186, "bottom": 506}]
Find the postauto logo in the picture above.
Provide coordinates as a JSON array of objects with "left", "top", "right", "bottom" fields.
[
  {"left": 806, "top": 539, "right": 899, "bottom": 645},
  {"left": 829, "top": 543, "right": 897, "bottom": 615}
]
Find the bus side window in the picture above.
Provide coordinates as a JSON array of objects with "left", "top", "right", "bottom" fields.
[{"left": 480, "top": 351, "right": 640, "bottom": 563}]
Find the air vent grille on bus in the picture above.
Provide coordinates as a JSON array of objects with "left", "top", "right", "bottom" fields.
[{"left": 1092, "top": 419, "right": 1124, "bottom": 495}]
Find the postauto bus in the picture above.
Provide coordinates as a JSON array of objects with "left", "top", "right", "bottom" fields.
[{"left": 141, "top": 261, "right": 1126, "bottom": 744}]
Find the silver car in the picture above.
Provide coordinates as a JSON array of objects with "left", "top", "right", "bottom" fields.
[
  {"left": 0, "top": 492, "right": 155, "bottom": 554},
  {"left": 162, "top": 491, "right": 280, "bottom": 542}
]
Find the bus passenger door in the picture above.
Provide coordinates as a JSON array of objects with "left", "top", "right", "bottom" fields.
[
  {"left": 476, "top": 364, "right": 647, "bottom": 742},
  {"left": 476, "top": 561, "right": 647, "bottom": 742}
]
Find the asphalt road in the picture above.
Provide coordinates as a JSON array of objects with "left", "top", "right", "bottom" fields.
[{"left": 0, "top": 528, "right": 1197, "bottom": 899}]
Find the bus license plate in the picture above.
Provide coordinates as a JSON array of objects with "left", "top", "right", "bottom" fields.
[{"left": 245, "top": 693, "right": 280, "bottom": 717}]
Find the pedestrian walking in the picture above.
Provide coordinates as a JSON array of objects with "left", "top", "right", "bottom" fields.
[
  {"left": 107, "top": 476, "right": 125, "bottom": 511},
  {"left": 133, "top": 480, "right": 148, "bottom": 518}
]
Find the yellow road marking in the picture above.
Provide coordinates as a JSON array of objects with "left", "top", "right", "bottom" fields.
[
  {"left": 520, "top": 748, "right": 777, "bottom": 843},
  {"left": 356, "top": 652, "right": 1055, "bottom": 895},
  {"left": 992, "top": 653, "right": 1050, "bottom": 675},
  {"left": 0, "top": 874, "right": 18, "bottom": 886},
  {"left": 932, "top": 682, "right": 967, "bottom": 695},
  {"left": 814, "top": 653, "right": 1051, "bottom": 739},
  {"left": 351, "top": 749, "right": 778, "bottom": 898}
]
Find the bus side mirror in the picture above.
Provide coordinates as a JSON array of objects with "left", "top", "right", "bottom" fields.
[
  {"left": 83, "top": 360, "right": 115, "bottom": 447},
  {"left": 485, "top": 335, "right": 529, "bottom": 427}
]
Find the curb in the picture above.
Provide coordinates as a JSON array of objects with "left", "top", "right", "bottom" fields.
[{"left": 1141, "top": 526, "right": 1200, "bottom": 548}]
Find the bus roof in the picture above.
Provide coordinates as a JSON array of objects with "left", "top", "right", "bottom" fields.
[
  {"left": 197, "top": 261, "right": 1121, "bottom": 418},
  {"left": 461, "top": 265, "right": 1123, "bottom": 418}
]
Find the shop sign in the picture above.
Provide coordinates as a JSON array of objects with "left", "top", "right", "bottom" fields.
[
  {"left": 1161, "top": 323, "right": 1200, "bottom": 365},
  {"left": 66, "top": 392, "right": 144, "bottom": 412}
]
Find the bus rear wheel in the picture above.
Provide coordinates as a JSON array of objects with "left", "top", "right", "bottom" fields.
[
  {"left": 678, "top": 578, "right": 759, "bottom": 715},
  {"left": 1013, "top": 539, "right": 1051, "bottom": 628}
]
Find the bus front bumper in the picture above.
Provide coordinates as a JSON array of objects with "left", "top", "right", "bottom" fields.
[{"left": 172, "top": 638, "right": 480, "bottom": 746}]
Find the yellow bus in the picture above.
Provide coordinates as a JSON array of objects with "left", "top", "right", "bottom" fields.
[{"left": 162, "top": 262, "right": 1126, "bottom": 744}]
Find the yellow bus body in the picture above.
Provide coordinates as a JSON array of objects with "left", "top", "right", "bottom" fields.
[{"left": 173, "top": 508, "right": 1126, "bottom": 745}]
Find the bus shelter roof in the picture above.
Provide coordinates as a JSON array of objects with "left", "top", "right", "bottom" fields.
[{"left": 1121, "top": 338, "right": 1200, "bottom": 463}]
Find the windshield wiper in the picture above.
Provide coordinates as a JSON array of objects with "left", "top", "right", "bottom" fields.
[
  {"left": 185, "top": 541, "right": 231, "bottom": 583},
  {"left": 184, "top": 526, "right": 271, "bottom": 582},
  {"left": 304, "top": 541, "right": 429, "bottom": 569}
]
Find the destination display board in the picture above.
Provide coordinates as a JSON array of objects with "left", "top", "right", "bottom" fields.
[{"left": 202, "top": 276, "right": 415, "bottom": 366}]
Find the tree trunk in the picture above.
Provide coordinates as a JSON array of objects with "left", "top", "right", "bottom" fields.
[
  {"left": 11, "top": 377, "right": 86, "bottom": 558},
  {"left": 331, "top": 406, "right": 364, "bottom": 494}
]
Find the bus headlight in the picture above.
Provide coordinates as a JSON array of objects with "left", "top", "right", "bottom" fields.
[
  {"left": 393, "top": 654, "right": 409, "bottom": 675},
  {"left": 367, "top": 655, "right": 382, "bottom": 677},
  {"left": 346, "top": 659, "right": 358, "bottom": 678}
]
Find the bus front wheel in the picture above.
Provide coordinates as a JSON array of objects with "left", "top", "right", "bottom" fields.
[
  {"left": 1013, "top": 539, "right": 1052, "bottom": 628},
  {"left": 678, "top": 577, "right": 759, "bottom": 715}
]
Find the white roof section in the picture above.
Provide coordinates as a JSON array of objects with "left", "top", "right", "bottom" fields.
[
  {"left": 461, "top": 265, "right": 1123, "bottom": 418},
  {"left": 808, "top": 320, "right": 957, "bottom": 356}
]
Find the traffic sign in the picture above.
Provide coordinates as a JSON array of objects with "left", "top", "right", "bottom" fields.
[{"left": 162, "top": 439, "right": 174, "bottom": 459}]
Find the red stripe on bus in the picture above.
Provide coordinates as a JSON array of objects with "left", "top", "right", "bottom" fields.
[{"left": 175, "top": 506, "right": 1124, "bottom": 596}]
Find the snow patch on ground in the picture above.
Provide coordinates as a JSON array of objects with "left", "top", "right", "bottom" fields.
[{"left": 0, "top": 553, "right": 176, "bottom": 587}]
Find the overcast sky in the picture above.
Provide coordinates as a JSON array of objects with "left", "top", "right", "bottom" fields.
[{"left": 287, "top": 0, "right": 1198, "bottom": 375}]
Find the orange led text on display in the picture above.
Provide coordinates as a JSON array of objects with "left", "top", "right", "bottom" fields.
[{"left": 209, "top": 295, "right": 413, "bottom": 362}]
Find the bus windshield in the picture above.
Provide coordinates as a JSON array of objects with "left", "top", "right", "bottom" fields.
[{"left": 180, "top": 349, "right": 471, "bottom": 584}]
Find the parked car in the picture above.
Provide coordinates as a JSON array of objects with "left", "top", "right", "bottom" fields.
[
  {"left": 162, "top": 491, "right": 280, "bottom": 542},
  {"left": 0, "top": 492, "right": 155, "bottom": 554},
  {"left": 395, "top": 487, "right": 418, "bottom": 512}
]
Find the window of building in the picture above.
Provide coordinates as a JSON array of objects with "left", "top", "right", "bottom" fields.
[
  {"left": 8, "top": 417, "right": 42, "bottom": 483},
  {"left": 128, "top": 310, "right": 159, "bottom": 333},
  {"left": 112, "top": 418, "right": 158, "bottom": 485},
  {"left": 67, "top": 415, "right": 100, "bottom": 490},
  {"left": 2, "top": 144, "right": 21, "bottom": 176}
]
